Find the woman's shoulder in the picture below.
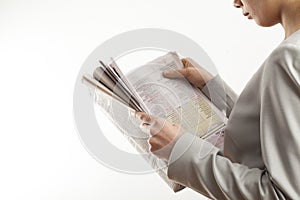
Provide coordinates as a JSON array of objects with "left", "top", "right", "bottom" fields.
[
  {"left": 268, "top": 29, "right": 300, "bottom": 60},
  {"left": 268, "top": 43, "right": 300, "bottom": 62},
  {"left": 262, "top": 35, "right": 300, "bottom": 88},
  {"left": 266, "top": 39, "right": 300, "bottom": 69}
]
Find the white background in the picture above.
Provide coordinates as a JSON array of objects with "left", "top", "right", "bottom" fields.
[{"left": 0, "top": 0, "right": 283, "bottom": 199}]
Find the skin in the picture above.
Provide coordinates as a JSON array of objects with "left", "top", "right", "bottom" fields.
[
  {"left": 234, "top": 0, "right": 300, "bottom": 38},
  {"left": 135, "top": 0, "right": 300, "bottom": 161},
  {"left": 135, "top": 59, "right": 210, "bottom": 161}
]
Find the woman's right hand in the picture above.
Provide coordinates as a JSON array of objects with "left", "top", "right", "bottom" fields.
[{"left": 163, "top": 58, "right": 213, "bottom": 89}]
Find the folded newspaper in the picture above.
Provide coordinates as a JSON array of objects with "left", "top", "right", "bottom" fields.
[{"left": 82, "top": 52, "right": 227, "bottom": 192}]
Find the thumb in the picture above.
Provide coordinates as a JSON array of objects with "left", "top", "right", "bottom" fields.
[{"left": 163, "top": 69, "right": 187, "bottom": 79}]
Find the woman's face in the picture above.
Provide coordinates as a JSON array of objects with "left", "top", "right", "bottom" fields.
[{"left": 233, "top": 0, "right": 282, "bottom": 27}]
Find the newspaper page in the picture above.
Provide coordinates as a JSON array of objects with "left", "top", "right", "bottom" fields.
[
  {"left": 87, "top": 52, "right": 226, "bottom": 192},
  {"left": 126, "top": 52, "right": 226, "bottom": 148}
]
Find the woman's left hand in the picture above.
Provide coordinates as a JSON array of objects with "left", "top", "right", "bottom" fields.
[{"left": 133, "top": 111, "right": 185, "bottom": 161}]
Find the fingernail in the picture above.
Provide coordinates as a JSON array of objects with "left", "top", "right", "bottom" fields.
[
  {"left": 163, "top": 70, "right": 170, "bottom": 76},
  {"left": 136, "top": 113, "right": 141, "bottom": 119},
  {"left": 130, "top": 110, "right": 136, "bottom": 118}
]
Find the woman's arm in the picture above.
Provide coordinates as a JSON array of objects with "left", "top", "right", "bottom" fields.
[
  {"left": 167, "top": 44, "right": 300, "bottom": 200},
  {"left": 201, "top": 75, "right": 238, "bottom": 118}
]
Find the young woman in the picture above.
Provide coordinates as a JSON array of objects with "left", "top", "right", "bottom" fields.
[{"left": 135, "top": 0, "right": 300, "bottom": 199}]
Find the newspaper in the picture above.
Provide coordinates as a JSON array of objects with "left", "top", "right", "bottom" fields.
[
  {"left": 126, "top": 52, "right": 225, "bottom": 141},
  {"left": 82, "top": 52, "right": 226, "bottom": 192}
]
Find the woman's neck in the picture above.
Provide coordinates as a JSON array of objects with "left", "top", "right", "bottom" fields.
[{"left": 281, "top": 1, "right": 300, "bottom": 39}]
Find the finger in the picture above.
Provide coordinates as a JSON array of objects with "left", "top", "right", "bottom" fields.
[
  {"left": 148, "top": 136, "right": 161, "bottom": 152},
  {"left": 181, "top": 58, "right": 194, "bottom": 68},
  {"left": 140, "top": 117, "right": 166, "bottom": 136},
  {"left": 181, "top": 58, "right": 188, "bottom": 68},
  {"left": 185, "top": 57, "right": 205, "bottom": 70},
  {"left": 140, "top": 120, "right": 159, "bottom": 136},
  {"left": 163, "top": 69, "right": 187, "bottom": 79},
  {"left": 140, "top": 123, "right": 152, "bottom": 135},
  {"left": 149, "top": 117, "right": 167, "bottom": 135},
  {"left": 135, "top": 111, "right": 153, "bottom": 123}
]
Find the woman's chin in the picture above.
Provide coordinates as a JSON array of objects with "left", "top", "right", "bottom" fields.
[{"left": 254, "top": 17, "right": 279, "bottom": 27}]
